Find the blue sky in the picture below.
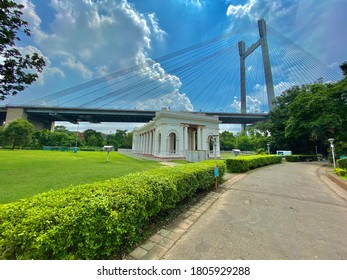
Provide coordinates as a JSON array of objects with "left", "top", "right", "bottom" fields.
[{"left": 2, "top": 0, "right": 347, "bottom": 133}]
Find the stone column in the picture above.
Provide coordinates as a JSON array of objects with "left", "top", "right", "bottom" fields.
[
  {"left": 149, "top": 130, "right": 153, "bottom": 155},
  {"left": 145, "top": 132, "right": 149, "bottom": 154},
  {"left": 183, "top": 125, "right": 188, "bottom": 154},
  {"left": 197, "top": 126, "right": 202, "bottom": 150},
  {"left": 216, "top": 135, "right": 221, "bottom": 158},
  {"left": 140, "top": 134, "right": 143, "bottom": 154},
  {"left": 192, "top": 130, "right": 196, "bottom": 150},
  {"left": 132, "top": 133, "right": 136, "bottom": 152},
  {"left": 153, "top": 129, "right": 157, "bottom": 156}
]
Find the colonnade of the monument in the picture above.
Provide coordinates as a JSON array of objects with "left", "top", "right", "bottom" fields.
[{"left": 132, "top": 124, "right": 220, "bottom": 158}]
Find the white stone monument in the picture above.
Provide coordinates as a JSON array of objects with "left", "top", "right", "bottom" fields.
[{"left": 132, "top": 108, "right": 220, "bottom": 161}]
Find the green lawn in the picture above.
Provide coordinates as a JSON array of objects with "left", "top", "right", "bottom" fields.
[{"left": 0, "top": 150, "right": 161, "bottom": 204}]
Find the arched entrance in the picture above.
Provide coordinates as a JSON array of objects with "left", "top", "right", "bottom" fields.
[{"left": 208, "top": 136, "right": 214, "bottom": 154}]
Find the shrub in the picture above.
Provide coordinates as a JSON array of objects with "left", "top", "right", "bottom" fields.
[
  {"left": 337, "top": 158, "right": 347, "bottom": 170},
  {"left": 79, "top": 147, "right": 102, "bottom": 151},
  {"left": 225, "top": 155, "right": 282, "bottom": 173},
  {"left": 285, "top": 155, "right": 318, "bottom": 162},
  {"left": 0, "top": 160, "right": 225, "bottom": 260},
  {"left": 335, "top": 168, "right": 347, "bottom": 176}
]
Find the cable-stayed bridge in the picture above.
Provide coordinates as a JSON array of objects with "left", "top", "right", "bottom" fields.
[{"left": 1, "top": 20, "right": 342, "bottom": 129}]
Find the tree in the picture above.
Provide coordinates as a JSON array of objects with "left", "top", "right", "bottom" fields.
[
  {"left": 83, "top": 129, "right": 104, "bottom": 147},
  {"left": 340, "top": 61, "right": 347, "bottom": 77},
  {"left": 3, "top": 119, "right": 34, "bottom": 149},
  {"left": 0, "top": 0, "right": 45, "bottom": 100},
  {"left": 108, "top": 130, "right": 132, "bottom": 150},
  {"left": 256, "top": 72, "right": 347, "bottom": 155},
  {"left": 0, "top": 125, "right": 5, "bottom": 145},
  {"left": 54, "top": 125, "right": 70, "bottom": 133},
  {"left": 235, "top": 131, "right": 255, "bottom": 151},
  {"left": 123, "top": 132, "right": 133, "bottom": 149},
  {"left": 219, "top": 131, "right": 236, "bottom": 150}
]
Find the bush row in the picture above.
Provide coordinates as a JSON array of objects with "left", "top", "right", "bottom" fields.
[
  {"left": 225, "top": 155, "right": 282, "bottom": 173},
  {"left": 0, "top": 160, "right": 225, "bottom": 260},
  {"left": 285, "top": 155, "right": 318, "bottom": 162},
  {"left": 337, "top": 158, "right": 347, "bottom": 170},
  {"left": 335, "top": 168, "right": 347, "bottom": 176}
]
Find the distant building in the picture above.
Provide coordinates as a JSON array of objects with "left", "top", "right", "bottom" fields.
[{"left": 132, "top": 108, "right": 220, "bottom": 161}]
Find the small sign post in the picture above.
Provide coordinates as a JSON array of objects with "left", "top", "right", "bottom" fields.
[
  {"left": 214, "top": 164, "right": 219, "bottom": 190},
  {"left": 103, "top": 146, "right": 114, "bottom": 162}
]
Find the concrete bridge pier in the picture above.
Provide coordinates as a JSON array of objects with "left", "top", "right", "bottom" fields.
[{"left": 4, "top": 107, "right": 54, "bottom": 131}]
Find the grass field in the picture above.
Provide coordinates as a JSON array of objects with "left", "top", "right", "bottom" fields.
[{"left": 0, "top": 150, "right": 161, "bottom": 204}]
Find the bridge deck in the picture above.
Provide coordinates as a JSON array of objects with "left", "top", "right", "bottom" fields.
[{"left": 1, "top": 106, "right": 269, "bottom": 124}]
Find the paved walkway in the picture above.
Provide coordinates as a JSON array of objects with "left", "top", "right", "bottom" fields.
[{"left": 126, "top": 162, "right": 347, "bottom": 260}]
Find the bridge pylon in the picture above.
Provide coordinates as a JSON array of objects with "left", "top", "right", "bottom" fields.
[{"left": 238, "top": 19, "right": 275, "bottom": 130}]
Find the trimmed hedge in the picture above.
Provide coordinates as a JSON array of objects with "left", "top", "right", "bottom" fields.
[
  {"left": 335, "top": 168, "right": 347, "bottom": 176},
  {"left": 337, "top": 158, "right": 347, "bottom": 170},
  {"left": 225, "top": 155, "right": 282, "bottom": 173},
  {"left": 285, "top": 155, "right": 318, "bottom": 162},
  {"left": 0, "top": 160, "right": 225, "bottom": 260}
]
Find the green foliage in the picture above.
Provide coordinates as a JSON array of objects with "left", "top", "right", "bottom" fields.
[
  {"left": 334, "top": 168, "right": 347, "bottom": 176},
  {"left": 0, "top": 0, "right": 45, "bottom": 100},
  {"left": 35, "top": 129, "right": 76, "bottom": 147},
  {"left": 220, "top": 129, "right": 270, "bottom": 152},
  {"left": 108, "top": 129, "right": 132, "bottom": 150},
  {"left": 219, "top": 131, "right": 236, "bottom": 150},
  {"left": 225, "top": 155, "right": 282, "bottom": 173},
  {"left": 3, "top": 119, "right": 34, "bottom": 149},
  {"left": 285, "top": 155, "right": 318, "bottom": 162},
  {"left": 0, "top": 160, "right": 225, "bottom": 259},
  {"left": 0, "top": 125, "right": 4, "bottom": 145},
  {"left": 340, "top": 61, "right": 347, "bottom": 77},
  {"left": 256, "top": 75, "right": 347, "bottom": 155},
  {"left": 337, "top": 158, "right": 347, "bottom": 170},
  {"left": 83, "top": 129, "right": 104, "bottom": 147}
]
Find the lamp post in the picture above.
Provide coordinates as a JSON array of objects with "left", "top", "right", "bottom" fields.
[
  {"left": 267, "top": 143, "right": 270, "bottom": 155},
  {"left": 328, "top": 138, "right": 336, "bottom": 169}
]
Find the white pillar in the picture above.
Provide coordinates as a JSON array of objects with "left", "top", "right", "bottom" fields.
[
  {"left": 132, "top": 133, "right": 137, "bottom": 152},
  {"left": 140, "top": 134, "right": 143, "bottom": 153},
  {"left": 183, "top": 126, "right": 188, "bottom": 154},
  {"left": 197, "top": 126, "right": 202, "bottom": 150},
  {"left": 149, "top": 130, "right": 153, "bottom": 155},
  {"left": 160, "top": 133, "right": 166, "bottom": 157},
  {"left": 192, "top": 130, "right": 196, "bottom": 150},
  {"left": 145, "top": 132, "right": 149, "bottom": 154},
  {"left": 153, "top": 130, "right": 158, "bottom": 156},
  {"left": 216, "top": 135, "right": 221, "bottom": 158},
  {"left": 179, "top": 126, "right": 184, "bottom": 156}
]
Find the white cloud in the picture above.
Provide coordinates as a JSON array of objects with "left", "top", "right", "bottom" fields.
[
  {"left": 225, "top": 0, "right": 347, "bottom": 67},
  {"left": 220, "top": 124, "right": 241, "bottom": 134},
  {"left": 20, "top": 0, "right": 157, "bottom": 78},
  {"left": 148, "top": 13, "right": 167, "bottom": 42},
  {"left": 178, "top": 0, "right": 204, "bottom": 9},
  {"left": 133, "top": 52, "right": 194, "bottom": 111},
  {"left": 61, "top": 55, "right": 93, "bottom": 79},
  {"left": 18, "top": 0, "right": 49, "bottom": 42},
  {"left": 229, "top": 95, "right": 262, "bottom": 113},
  {"left": 15, "top": 0, "right": 195, "bottom": 111},
  {"left": 135, "top": 90, "right": 194, "bottom": 111},
  {"left": 226, "top": 0, "right": 255, "bottom": 18},
  {"left": 18, "top": 45, "right": 65, "bottom": 85}
]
